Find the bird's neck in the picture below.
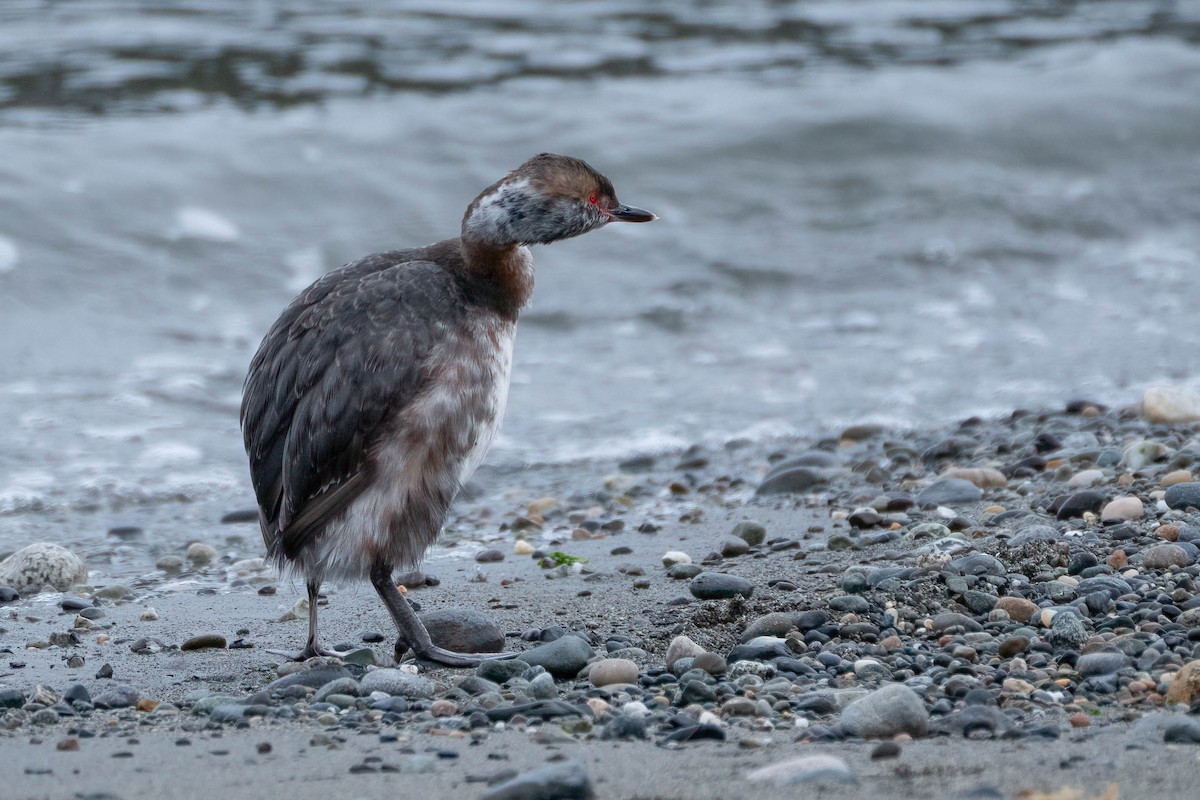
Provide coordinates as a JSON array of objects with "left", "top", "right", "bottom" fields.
[{"left": 457, "top": 238, "right": 535, "bottom": 320}]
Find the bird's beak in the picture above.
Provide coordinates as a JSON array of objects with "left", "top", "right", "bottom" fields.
[{"left": 607, "top": 204, "right": 657, "bottom": 223}]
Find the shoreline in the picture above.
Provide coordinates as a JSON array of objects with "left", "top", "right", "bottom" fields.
[{"left": 4, "top": 399, "right": 1200, "bottom": 799}]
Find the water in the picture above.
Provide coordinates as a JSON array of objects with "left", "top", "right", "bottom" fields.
[{"left": 2, "top": 1, "right": 1200, "bottom": 570}]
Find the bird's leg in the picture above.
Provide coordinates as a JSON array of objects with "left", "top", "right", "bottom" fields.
[
  {"left": 369, "top": 560, "right": 513, "bottom": 667},
  {"left": 267, "top": 580, "right": 352, "bottom": 660}
]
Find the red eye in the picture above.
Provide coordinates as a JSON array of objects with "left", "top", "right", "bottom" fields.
[{"left": 588, "top": 192, "right": 599, "bottom": 205}]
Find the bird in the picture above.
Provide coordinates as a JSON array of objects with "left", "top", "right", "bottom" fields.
[{"left": 240, "top": 153, "right": 655, "bottom": 666}]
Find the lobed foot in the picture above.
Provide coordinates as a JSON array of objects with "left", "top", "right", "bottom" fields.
[
  {"left": 396, "top": 638, "right": 517, "bottom": 668},
  {"left": 266, "top": 643, "right": 353, "bottom": 661}
]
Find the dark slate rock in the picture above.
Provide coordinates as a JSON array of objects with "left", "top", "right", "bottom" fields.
[
  {"left": 519, "top": 635, "right": 594, "bottom": 679},
  {"left": 421, "top": 608, "right": 505, "bottom": 653},
  {"left": 796, "top": 610, "right": 830, "bottom": 630},
  {"left": 689, "top": 572, "right": 754, "bottom": 600},
  {"left": 662, "top": 723, "right": 726, "bottom": 743},
  {"left": 63, "top": 684, "right": 91, "bottom": 706},
  {"left": 1131, "top": 712, "right": 1200, "bottom": 744},
  {"left": 1165, "top": 482, "right": 1200, "bottom": 511},
  {"left": 480, "top": 760, "right": 594, "bottom": 800},
  {"left": 916, "top": 478, "right": 983, "bottom": 507},
  {"left": 719, "top": 536, "right": 750, "bottom": 558},
  {"left": 0, "top": 586, "right": 18, "bottom": 604},
  {"left": 1056, "top": 490, "right": 1106, "bottom": 520}
]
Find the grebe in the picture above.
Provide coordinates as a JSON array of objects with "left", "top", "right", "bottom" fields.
[{"left": 241, "top": 154, "right": 655, "bottom": 665}]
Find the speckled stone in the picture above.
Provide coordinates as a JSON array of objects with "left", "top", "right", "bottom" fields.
[
  {"left": 0, "top": 543, "right": 87, "bottom": 592},
  {"left": 1143, "top": 544, "right": 1192, "bottom": 569},
  {"left": 589, "top": 658, "right": 639, "bottom": 687}
]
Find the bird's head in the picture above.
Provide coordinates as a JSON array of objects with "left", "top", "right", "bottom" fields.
[{"left": 463, "top": 153, "right": 655, "bottom": 246}]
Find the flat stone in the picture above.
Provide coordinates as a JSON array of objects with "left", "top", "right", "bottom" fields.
[
  {"left": 916, "top": 478, "right": 983, "bottom": 507},
  {"left": 746, "top": 754, "right": 853, "bottom": 786},
  {"left": 476, "top": 658, "right": 531, "bottom": 684},
  {"left": 931, "top": 613, "right": 982, "bottom": 633},
  {"left": 519, "top": 634, "right": 594, "bottom": 679},
  {"left": 689, "top": 572, "right": 754, "bottom": 600},
  {"left": 589, "top": 658, "right": 639, "bottom": 687},
  {"left": 313, "top": 677, "right": 361, "bottom": 703},
  {"left": 359, "top": 669, "right": 436, "bottom": 699},
  {"left": 479, "top": 760, "right": 594, "bottom": 800},
  {"left": 727, "top": 636, "right": 792, "bottom": 662},
  {"left": 0, "top": 543, "right": 87, "bottom": 592},
  {"left": 1007, "top": 525, "right": 1060, "bottom": 546},
  {"left": 1077, "top": 651, "right": 1130, "bottom": 677},
  {"left": 840, "top": 683, "right": 929, "bottom": 739},
  {"left": 180, "top": 634, "right": 226, "bottom": 651},
  {"left": 1068, "top": 469, "right": 1104, "bottom": 489},
  {"left": 421, "top": 608, "right": 504, "bottom": 653}
]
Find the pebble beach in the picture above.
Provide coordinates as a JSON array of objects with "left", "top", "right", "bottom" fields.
[{"left": 7, "top": 392, "right": 1200, "bottom": 798}]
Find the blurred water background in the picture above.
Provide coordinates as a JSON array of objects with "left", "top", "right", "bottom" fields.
[{"left": 2, "top": 1, "right": 1200, "bottom": 569}]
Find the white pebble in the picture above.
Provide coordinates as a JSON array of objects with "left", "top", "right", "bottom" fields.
[{"left": 661, "top": 550, "right": 691, "bottom": 567}]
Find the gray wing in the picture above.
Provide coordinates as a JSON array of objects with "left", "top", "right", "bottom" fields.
[{"left": 241, "top": 252, "right": 468, "bottom": 560}]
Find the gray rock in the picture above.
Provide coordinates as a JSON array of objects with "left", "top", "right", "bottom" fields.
[
  {"left": 1143, "top": 543, "right": 1193, "bottom": 569},
  {"left": 727, "top": 636, "right": 792, "bottom": 662},
  {"left": 916, "top": 479, "right": 982, "bottom": 507},
  {"left": 519, "top": 635, "right": 594, "bottom": 679},
  {"left": 962, "top": 590, "right": 997, "bottom": 615},
  {"left": 719, "top": 536, "right": 750, "bottom": 558},
  {"left": 480, "top": 759, "right": 594, "bottom": 800},
  {"left": 1048, "top": 611, "right": 1088, "bottom": 650},
  {"left": 840, "top": 683, "right": 929, "bottom": 738},
  {"left": 264, "top": 666, "right": 351, "bottom": 693},
  {"left": 209, "top": 704, "right": 249, "bottom": 723},
  {"left": 1131, "top": 712, "right": 1200, "bottom": 743},
  {"left": 528, "top": 671, "right": 558, "bottom": 700},
  {"left": 192, "top": 694, "right": 244, "bottom": 715},
  {"left": 0, "top": 688, "right": 25, "bottom": 708},
  {"left": 359, "top": 669, "right": 436, "bottom": 699},
  {"left": 1076, "top": 575, "right": 1132, "bottom": 600},
  {"left": 1077, "top": 651, "right": 1130, "bottom": 677},
  {"left": 936, "top": 704, "right": 1015, "bottom": 737},
  {"left": 828, "top": 595, "right": 869, "bottom": 614},
  {"left": 756, "top": 464, "right": 831, "bottom": 495},
  {"left": 931, "top": 613, "right": 982, "bottom": 633},
  {"left": 740, "top": 612, "right": 798, "bottom": 642},
  {"left": 476, "top": 658, "right": 532, "bottom": 684},
  {"left": 667, "top": 563, "right": 702, "bottom": 579},
  {"left": 313, "top": 677, "right": 361, "bottom": 702},
  {"left": 746, "top": 754, "right": 854, "bottom": 786},
  {"left": 1007, "top": 525, "right": 1060, "bottom": 546},
  {"left": 93, "top": 684, "right": 140, "bottom": 709},
  {"left": 421, "top": 607, "right": 505, "bottom": 653},
  {"left": 731, "top": 521, "right": 766, "bottom": 546},
  {"left": 947, "top": 553, "right": 1005, "bottom": 577},
  {"left": 689, "top": 572, "right": 754, "bottom": 600},
  {"left": 1164, "top": 482, "right": 1200, "bottom": 511}
]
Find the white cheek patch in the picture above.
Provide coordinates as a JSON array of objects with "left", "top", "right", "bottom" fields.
[{"left": 466, "top": 179, "right": 532, "bottom": 241}]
